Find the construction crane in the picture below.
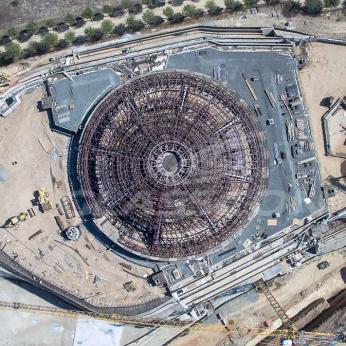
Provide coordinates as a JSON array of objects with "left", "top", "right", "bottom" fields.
[
  {"left": 3, "top": 212, "right": 29, "bottom": 228},
  {"left": 0, "top": 300, "right": 343, "bottom": 345},
  {"left": 255, "top": 279, "right": 296, "bottom": 330}
]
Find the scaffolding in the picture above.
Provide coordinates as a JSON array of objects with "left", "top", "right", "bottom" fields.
[{"left": 77, "top": 70, "right": 268, "bottom": 259}]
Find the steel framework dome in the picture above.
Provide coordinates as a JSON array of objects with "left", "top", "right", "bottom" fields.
[{"left": 77, "top": 70, "right": 268, "bottom": 259}]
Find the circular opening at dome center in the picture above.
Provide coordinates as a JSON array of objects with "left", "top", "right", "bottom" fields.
[{"left": 162, "top": 151, "right": 180, "bottom": 174}]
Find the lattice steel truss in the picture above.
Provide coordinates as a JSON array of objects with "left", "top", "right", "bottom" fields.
[{"left": 77, "top": 70, "right": 268, "bottom": 259}]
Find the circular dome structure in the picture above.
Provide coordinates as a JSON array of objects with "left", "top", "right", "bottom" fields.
[{"left": 77, "top": 70, "right": 268, "bottom": 260}]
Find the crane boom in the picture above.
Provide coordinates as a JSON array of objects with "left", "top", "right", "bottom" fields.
[{"left": 0, "top": 300, "right": 341, "bottom": 344}]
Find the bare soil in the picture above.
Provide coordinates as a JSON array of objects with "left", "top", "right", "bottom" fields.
[
  {"left": 299, "top": 42, "right": 346, "bottom": 213},
  {"left": 0, "top": 0, "right": 120, "bottom": 31},
  {"left": 0, "top": 89, "right": 165, "bottom": 308}
]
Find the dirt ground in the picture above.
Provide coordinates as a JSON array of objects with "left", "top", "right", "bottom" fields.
[
  {"left": 0, "top": 0, "right": 121, "bottom": 31},
  {"left": 328, "top": 107, "right": 346, "bottom": 155},
  {"left": 0, "top": 88, "right": 165, "bottom": 308},
  {"left": 170, "top": 249, "right": 346, "bottom": 346},
  {"left": 299, "top": 42, "right": 346, "bottom": 214}
]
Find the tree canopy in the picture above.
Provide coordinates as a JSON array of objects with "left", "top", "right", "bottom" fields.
[{"left": 101, "top": 19, "right": 114, "bottom": 33}]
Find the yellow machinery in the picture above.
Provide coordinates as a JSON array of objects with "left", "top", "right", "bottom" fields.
[
  {"left": 35, "top": 187, "right": 52, "bottom": 212},
  {"left": 4, "top": 212, "right": 28, "bottom": 228}
]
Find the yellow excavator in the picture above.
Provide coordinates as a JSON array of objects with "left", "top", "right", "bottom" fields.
[
  {"left": 35, "top": 187, "right": 52, "bottom": 212},
  {"left": 4, "top": 212, "right": 28, "bottom": 228}
]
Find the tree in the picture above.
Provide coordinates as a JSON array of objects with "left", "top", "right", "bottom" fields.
[
  {"left": 103, "top": 4, "right": 113, "bottom": 13},
  {"left": 28, "top": 41, "right": 50, "bottom": 55},
  {"left": 5, "top": 42, "right": 21, "bottom": 58},
  {"left": 64, "top": 14, "right": 74, "bottom": 25},
  {"left": 7, "top": 27, "right": 17, "bottom": 38},
  {"left": 324, "top": 0, "right": 340, "bottom": 7},
  {"left": 169, "top": 13, "right": 185, "bottom": 23},
  {"left": 114, "top": 23, "right": 127, "bottom": 35},
  {"left": 163, "top": 6, "right": 174, "bottom": 18},
  {"left": 83, "top": 7, "right": 94, "bottom": 19},
  {"left": 282, "top": 0, "right": 301, "bottom": 14},
  {"left": 143, "top": 0, "right": 154, "bottom": 7},
  {"left": 121, "top": 0, "right": 134, "bottom": 8},
  {"left": 64, "top": 31, "right": 76, "bottom": 43},
  {"left": 57, "top": 39, "right": 69, "bottom": 48},
  {"left": 42, "top": 32, "right": 58, "bottom": 48},
  {"left": 0, "top": 52, "right": 15, "bottom": 66},
  {"left": 224, "top": 0, "right": 243, "bottom": 11},
  {"left": 304, "top": 0, "right": 323, "bottom": 13},
  {"left": 84, "top": 26, "right": 96, "bottom": 39},
  {"left": 126, "top": 15, "right": 145, "bottom": 31},
  {"left": 101, "top": 19, "right": 114, "bottom": 33},
  {"left": 183, "top": 4, "right": 197, "bottom": 17},
  {"left": 243, "top": 0, "right": 258, "bottom": 7},
  {"left": 205, "top": 0, "right": 223, "bottom": 14},
  {"left": 26, "top": 21, "right": 38, "bottom": 35},
  {"left": 142, "top": 9, "right": 156, "bottom": 24},
  {"left": 151, "top": 15, "right": 164, "bottom": 26},
  {"left": 264, "top": 0, "right": 280, "bottom": 4},
  {"left": 46, "top": 19, "right": 55, "bottom": 28},
  {"left": 128, "top": 2, "right": 143, "bottom": 13}
]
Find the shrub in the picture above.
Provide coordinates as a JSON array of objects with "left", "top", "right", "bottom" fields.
[
  {"left": 264, "top": 0, "right": 280, "bottom": 4},
  {"left": 26, "top": 21, "right": 38, "bottom": 35},
  {"left": 64, "top": 31, "right": 76, "bottom": 43},
  {"left": 126, "top": 15, "right": 145, "bottom": 31},
  {"left": 205, "top": 0, "right": 223, "bottom": 14},
  {"left": 101, "top": 19, "right": 114, "bottom": 33},
  {"left": 151, "top": 15, "right": 164, "bottom": 26},
  {"left": 121, "top": 0, "right": 134, "bottom": 8},
  {"left": 28, "top": 41, "right": 50, "bottom": 55},
  {"left": 7, "top": 28, "right": 17, "bottom": 38},
  {"left": 324, "top": 0, "right": 340, "bottom": 7},
  {"left": 128, "top": 3, "right": 143, "bottom": 13},
  {"left": 46, "top": 19, "right": 55, "bottom": 28},
  {"left": 42, "top": 32, "right": 58, "bottom": 48},
  {"left": 143, "top": 0, "right": 154, "bottom": 6},
  {"left": 64, "top": 14, "right": 74, "bottom": 25},
  {"left": 224, "top": 0, "right": 243, "bottom": 11},
  {"left": 74, "top": 35, "right": 88, "bottom": 45},
  {"left": 169, "top": 13, "right": 185, "bottom": 23},
  {"left": 103, "top": 4, "right": 113, "bottom": 13},
  {"left": 5, "top": 42, "right": 21, "bottom": 58},
  {"left": 83, "top": 7, "right": 94, "bottom": 19},
  {"left": 163, "top": 6, "right": 174, "bottom": 18},
  {"left": 183, "top": 4, "right": 197, "bottom": 17},
  {"left": 57, "top": 39, "right": 69, "bottom": 48},
  {"left": 0, "top": 52, "right": 14, "bottom": 66},
  {"left": 142, "top": 9, "right": 156, "bottom": 24},
  {"left": 243, "top": 0, "right": 259, "bottom": 7},
  {"left": 84, "top": 26, "right": 96, "bottom": 39},
  {"left": 114, "top": 23, "right": 127, "bottom": 35},
  {"left": 304, "top": 0, "right": 323, "bottom": 13}
]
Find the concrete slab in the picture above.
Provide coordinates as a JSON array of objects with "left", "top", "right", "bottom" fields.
[{"left": 50, "top": 69, "right": 122, "bottom": 133}]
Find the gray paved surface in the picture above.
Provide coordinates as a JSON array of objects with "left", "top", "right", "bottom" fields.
[
  {"left": 50, "top": 69, "right": 122, "bottom": 133},
  {"left": 167, "top": 48, "right": 326, "bottom": 261}
]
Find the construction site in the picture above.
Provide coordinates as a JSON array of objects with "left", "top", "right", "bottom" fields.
[{"left": 0, "top": 24, "right": 345, "bottom": 346}]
